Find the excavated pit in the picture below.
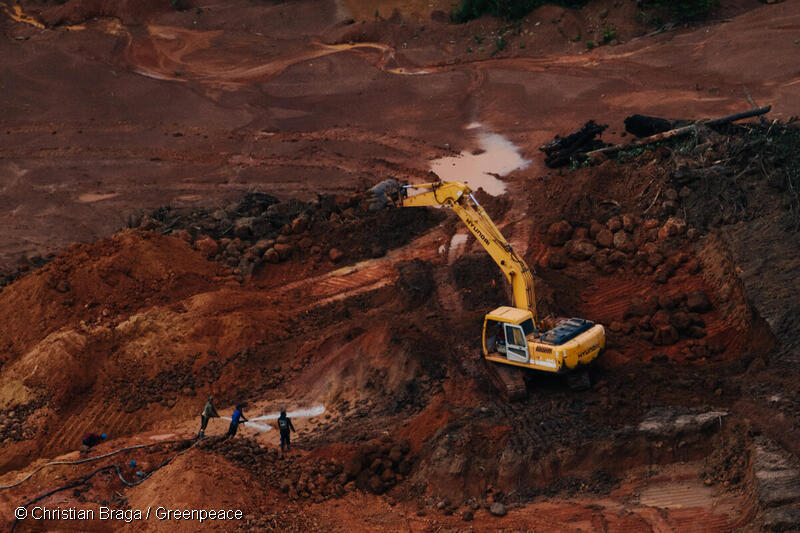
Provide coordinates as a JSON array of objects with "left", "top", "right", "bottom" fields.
[{"left": 2, "top": 0, "right": 800, "bottom": 530}]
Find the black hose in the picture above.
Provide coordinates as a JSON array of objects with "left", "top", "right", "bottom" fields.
[{"left": 8, "top": 438, "right": 203, "bottom": 533}]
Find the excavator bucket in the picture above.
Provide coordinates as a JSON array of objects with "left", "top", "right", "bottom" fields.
[{"left": 367, "top": 179, "right": 402, "bottom": 211}]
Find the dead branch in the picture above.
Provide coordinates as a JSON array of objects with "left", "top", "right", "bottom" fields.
[{"left": 587, "top": 105, "right": 771, "bottom": 158}]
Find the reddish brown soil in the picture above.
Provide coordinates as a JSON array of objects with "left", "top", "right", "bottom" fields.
[{"left": 2, "top": 0, "right": 800, "bottom": 531}]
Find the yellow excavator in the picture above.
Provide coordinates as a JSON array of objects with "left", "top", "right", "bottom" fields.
[{"left": 390, "top": 180, "right": 605, "bottom": 396}]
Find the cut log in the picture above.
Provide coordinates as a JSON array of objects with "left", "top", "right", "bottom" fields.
[{"left": 624, "top": 115, "right": 688, "bottom": 138}]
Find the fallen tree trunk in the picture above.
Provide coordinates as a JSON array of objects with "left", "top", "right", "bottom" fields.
[{"left": 587, "top": 105, "right": 771, "bottom": 158}]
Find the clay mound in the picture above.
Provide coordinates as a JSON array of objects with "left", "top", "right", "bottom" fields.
[
  {"left": 0, "top": 229, "right": 224, "bottom": 360},
  {"left": 121, "top": 448, "right": 264, "bottom": 533}
]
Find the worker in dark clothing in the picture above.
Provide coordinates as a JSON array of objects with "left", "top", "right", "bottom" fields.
[
  {"left": 226, "top": 404, "right": 248, "bottom": 438},
  {"left": 82, "top": 433, "right": 107, "bottom": 448},
  {"left": 277, "top": 411, "right": 296, "bottom": 453},
  {"left": 197, "top": 396, "right": 220, "bottom": 438}
]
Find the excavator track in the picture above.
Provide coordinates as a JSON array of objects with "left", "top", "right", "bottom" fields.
[{"left": 485, "top": 361, "right": 527, "bottom": 401}]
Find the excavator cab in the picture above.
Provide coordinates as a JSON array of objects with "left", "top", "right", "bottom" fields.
[
  {"left": 483, "top": 305, "right": 605, "bottom": 374},
  {"left": 483, "top": 306, "right": 537, "bottom": 364}
]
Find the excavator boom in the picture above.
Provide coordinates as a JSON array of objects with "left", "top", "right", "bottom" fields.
[
  {"left": 400, "top": 181, "right": 537, "bottom": 325},
  {"left": 390, "top": 178, "right": 605, "bottom": 389}
]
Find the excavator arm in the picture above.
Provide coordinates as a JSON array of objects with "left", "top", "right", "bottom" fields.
[{"left": 400, "top": 181, "right": 538, "bottom": 326}]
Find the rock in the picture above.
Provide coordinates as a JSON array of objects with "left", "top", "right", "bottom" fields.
[
  {"left": 397, "top": 460, "right": 412, "bottom": 475},
  {"left": 653, "top": 263, "right": 674, "bottom": 284},
  {"left": 233, "top": 217, "right": 256, "bottom": 240},
  {"left": 670, "top": 311, "right": 691, "bottom": 330},
  {"left": 263, "top": 248, "right": 280, "bottom": 264},
  {"left": 566, "top": 240, "right": 596, "bottom": 261},
  {"left": 389, "top": 446, "right": 404, "bottom": 463},
  {"left": 661, "top": 200, "right": 679, "bottom": 215},
  {"left": 686, "top": 290, "right": 712, "bottom": 313},
  {"left": 591, "top": 249, "right": 609, "bottom": 270},
  {"left": 647, "top": 252, "right": 664, "bottom": 267},
  {"left": 291, "top": 216, "right": 309, "bottom": 234},
  {"left": 344, "top": 456, "right": 363, "bottom": 479},
  {"left": 609, "top": 321, "right": 623, "bottom": 333},
  {"left": 368, "top": 475, "right": 384, "bottom": 494},
  {"left": 195, "top": 237, "right": 219, "bottom": 258},
  {"left": 650, "top": 309, "right": 672, "bottom": 329},
  {"left": 328, "top": 248, "right": 345, "bottom": 263},
  {"left": 55, "top": 280, "right": 71, "bottom": 293},
  {"left": 688, "top": 325, "right": 706, "bottom": 339},
  {"left": 252, "top": 239, "right": 276, "bottom": 256},
  {"left": 171, "top": 229, "right": 193, "bottom": 242},
  {"left": 612, "top": 231, "right": 635, "bottom": 253},
  {"left": 657, "top": 293, "right": 680, "bottom": 310},
  {"left": 608, "top": 250, "right": 627, "bottom": 264},
  {"left": 643, "top": 218, "right": 660, "bottom": 230},
  {"left": 547, "top": 250, "right": 568, "bottom": 269},
  {"left": 274, "top": 243, "right": 294, "bottom": 260},
  {"left": 138, "top": 215, "right": 162, "bottom": 231},
  {"left": 606, "top": 216, "right": 622, "bottom": 232},
  {"left": 653, "top": 325, "right": 679, "bottom": 345},
  {"left": 589, "top": 221, "right": 604, "bottom": 239},
  {"left": 596, "top": 229, "right": 613, "bottom": 248},
  {"left": 624, "top": 296, "right": 657, "bottom": 318},
  {"left": 688, "top": 313, "right": 705, "bottom": 327},
  {"left": 573, "top": 227, "right": 589, "bottom": 241},
  {"left": 489, "top": 502, "right": 506, "bottom": 517},
  {"left": 546, "top": 220, "right": 573, "bottom": 246},
  {"left": 658, "top": 217, "right": 687, "bottom": 240},
  {"left": 622, "top": 214, "right": 636, "bottom": 232}
]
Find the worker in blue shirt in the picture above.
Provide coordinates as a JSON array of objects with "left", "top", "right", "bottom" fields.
[{"left": 226, "top": 404, "right": 248, "bottom": 438}]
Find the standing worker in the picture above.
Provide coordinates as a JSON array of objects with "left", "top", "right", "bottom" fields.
[
  {"left": 198, "top": 396, "right": 220, "bottom": 438},
  {"left": 225, "top": 404, "right": 248, "bottom": 438},
  {"left": 277, "top": 411, "right": 296, "bottom": 454}
]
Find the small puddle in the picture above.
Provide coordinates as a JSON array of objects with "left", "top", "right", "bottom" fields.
[
  {"left": 429, "top": 124, "right": 529, "bottom": 196},
  {"left": 78, "top": 192, "right": 119, "bottom": 203}
]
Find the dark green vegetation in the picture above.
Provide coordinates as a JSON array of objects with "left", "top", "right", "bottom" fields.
[
  {"left": 450, "top": 0, "right": 587, "bottom": 23},
  {"left": 450, "top": 0, "right": 715, "bottom": 23},
  {"left": 639, "top": 0, "right": 718, "bottom": 25}
]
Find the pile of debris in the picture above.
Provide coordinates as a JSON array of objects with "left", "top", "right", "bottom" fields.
[
  {"left": 135, "top": 187, "right": 443, "bottom": 276},
  {"left": 342, "top": 436, "right": 414, "bottom": 495},
  {"left": 616, "top": 289, "right": 715, "bottom": 348}
]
